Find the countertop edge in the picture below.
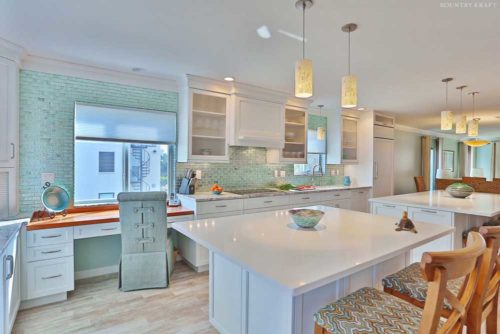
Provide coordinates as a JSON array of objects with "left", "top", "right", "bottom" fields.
[{"left": 0, "top": 220, "right": 26, "bottom": 254}]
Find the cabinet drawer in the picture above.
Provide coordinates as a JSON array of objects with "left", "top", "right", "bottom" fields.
[
  {"left": 326, "top": 190, "right": 351, "bottom": 200},
  {"left": 408, "top": 207, "right": 453, "bottom": 226},
  {"left": 27, "top": 227, "right": 73, "bottom": 247},
  {"left": 74, "top": 222, "right": 121, "bottom": 239},
  {"left": 25, "top": 242, "right": 73, "bottom": 262},
  {"left": 289, "top": 192, "right": 324, "bottom": 206},
  {"left": 197, "top": 199, "right": 243, "bottom": 215},
  {"left": 351, "top": 188, "right": 370, "bottom": 198},
  {"left": 244, "top": 196, "right": 289, "bottom": 210},
  {"left": 25, "top": 256, "right": 74, "bottom": 300},
  {"left": 325, "top": 198, "right": 351, "bottom": 210},
  {"left": 371, "top": 203, "right": 408, "bottom": 219}
]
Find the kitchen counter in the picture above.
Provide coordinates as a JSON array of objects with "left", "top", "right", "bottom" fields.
[
  {"left": 370, "top": 190, "right": 500, "bottom": 217},
  {"left": 179, "top": 184, "right": 372, "bottom": 202},
  {"left": 27, "top": 205, "right": 194, "bottom": 230},
  {"left": 172, "top": 205, "right": 452, "bottom": 334},
  {"left": 0, "top": 219, "right": 26, "bottom": 253}
]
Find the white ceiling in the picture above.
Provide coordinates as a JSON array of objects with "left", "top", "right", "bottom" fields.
[{"left": 1, "top": 0, "right": 499, "bottom": 135}]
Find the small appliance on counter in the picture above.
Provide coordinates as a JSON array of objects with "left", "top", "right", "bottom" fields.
[{"left": 179, "top": 169, "right": 196, "bottom": 195}]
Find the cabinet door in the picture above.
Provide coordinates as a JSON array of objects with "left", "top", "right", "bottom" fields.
[
  {"left": 350, "top": 189, "right": 370, "bottom": 213},
  {"left": 25, "top": 256, "right": 75, "bottom": 300},
  {"left": 0, "top": 168, "right": 17, "bottom": 220},
  {"left": 408, "top": 207, "right": 453, "bottom": 263},
  {"left": 326, "top": 198, "right": 351, "bottom": 209},
  {"left": 232, "top": 97, "right": 284, "bottom": 148},
  {"left": 371, "top": 202, "right": 407, "bottom": 218},
  {"left": 0, "top": 57, "right": 18, "bottom": 168},
  {"left": 341, "top": 117, "right": 358, "bottom": 163},
  {"left": 373, "top": 138, "right": 394, "bottom": 198},
  {"left": 4, "top": 233, "right": 20, "bottom": 333}
]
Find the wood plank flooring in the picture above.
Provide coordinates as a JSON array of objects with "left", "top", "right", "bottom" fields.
[{"left": 13, "top": 262, "right": 216, "bottom": 334}]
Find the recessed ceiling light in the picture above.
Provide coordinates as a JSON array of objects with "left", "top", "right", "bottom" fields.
[
  {"left": 224, "top": 76, "right": 235, "bottom": 82},
  {"left": 257, "top": 25, "right": 272, "bottom": 39},
  {"left": 357, "top": 107, "right": 365, "bottom": 111}
]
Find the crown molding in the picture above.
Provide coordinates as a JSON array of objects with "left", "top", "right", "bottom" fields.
[
  {"left": 21, "top": 55, "right": 180, "bottom": 92},
  {"left": 394, "top": 124, "right": 461, "bottom": 140},
  {"left": 0, "top": 37, "right": 26, "bottom": 65}
]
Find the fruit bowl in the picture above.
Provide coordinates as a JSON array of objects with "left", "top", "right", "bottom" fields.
[
  {"left": 446, "top": 183, "right": 474, "bottom": 198},
  {"left": 288, "top": 209, "right": 325, "bottom": 228},
  {"left": 212, "top": 190, "right": 223, "bottom": 195}
]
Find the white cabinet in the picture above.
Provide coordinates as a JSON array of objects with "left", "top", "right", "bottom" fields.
[
  {"left": 0, "top": 57, "right": 18, "bottom": 168},
  {"left": 327, "top": 112, "right": 359, "bottom": 165},
  {"left": 2, "top": 230, "right": 20, "bottom": 334},
  {"left": 407, "top": 207, "right": 453, "bottom": 263},
  {"left": 230, "top": 96, "right": 284, "bottom": 148},
  {"left": 373, "top": 138, "right": 395, "bottom": 198},
  {"left": 371, "top": 202, "right": 407, "bottom": 219},
  {"left": 25, "top": 256, "right": 74, "bottom": 300},
  {"left": 326, "top": 198, "right": 351, "bottom": 209},
  {"left": 73, "top": 222, "right": 121, "bottom": 239},
  {"left": 0, "top": 169, "right": 17, "bottom": 220},
  {"left": 341, "top": 116, "right": 358, "bottom": 163},
  {"left": 178, "top": 88, "right": 230, "bottom": 163},
  {"left": 350, "top": 189, "right": 371, "bottom": 213}
]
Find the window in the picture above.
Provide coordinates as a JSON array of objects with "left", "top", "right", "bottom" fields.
[
  {"left": 98, "top": 152, "right": 115, "bottom": 172},
  {"left": 74, "top": 103, "right": 176, "bottom": 205}
]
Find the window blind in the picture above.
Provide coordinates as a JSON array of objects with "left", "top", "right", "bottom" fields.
[{"left": 75, "top": 103, "right": 177, "bottom": 144}]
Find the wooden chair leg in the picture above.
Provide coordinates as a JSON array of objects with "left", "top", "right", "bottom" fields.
[
  {"left": 314, "top": 323, "right": 326, "bottom": 334},
  {"left": 486, "top": 296, "right": 498, "bottom": 334}
]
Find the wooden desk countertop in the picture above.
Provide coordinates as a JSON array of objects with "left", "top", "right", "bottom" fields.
[{"left": 27, "top": 205, "right": 194, "bottom": 231}]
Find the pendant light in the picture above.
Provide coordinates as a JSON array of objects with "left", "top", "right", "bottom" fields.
[
  {"left": 455, "top": 85, "right": 467, "bottom": 134},
  {"left": 464, "top": 139, "right": 490, "bottom": 147},
  {"left": 294, "top": 0, "right": 313, "bottom": 98},
  {"left": 317, "top": 104, "right": 325, "bottom": 140},
  {"left": 341, "top": 23, "right": 358, "bottom": 108},
  {"left": 440, "top": 77, "right": 453, "bottom": 130},
  {"left": 467, "top": 91, "right": 480, "bottom": 137}
]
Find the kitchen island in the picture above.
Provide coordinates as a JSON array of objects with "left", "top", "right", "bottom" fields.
[
  {"left": 172, "top": 205, "right": 453, "bottom": 334},
  {"left": 370, "top": 190, "right": 500, "bottom": 262}
]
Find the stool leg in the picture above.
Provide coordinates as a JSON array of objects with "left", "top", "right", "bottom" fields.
[
  {"left": 314, "top": 323, "right": 326, "bottom": 334},
  {"left": 486, "top": 296, "right": 498, "bottom": 334}
]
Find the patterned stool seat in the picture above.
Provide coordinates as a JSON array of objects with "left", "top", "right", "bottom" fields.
[
  {"left": 314, "top": 287, "right": 443, "bottom": 333},
  {"left": 382, "top": 262, "right": 463, "bottom": 310}
]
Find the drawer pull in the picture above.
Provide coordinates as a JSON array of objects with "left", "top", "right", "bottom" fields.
[
  {"left": 101, "top": 227, "right": 118, "bottom": 231},
  {"left": 42, "top": 274, "right": 62, "bottom": 280},
  {"left": 263, "top": 200, "right": 273, "bottom": 204},
  {"left": 5, "top": 255, "right": 13, "bottom": 280},
  {"left": 41, "top": 250, "right": 62, "bottom": 254},
  {"left": 421, "top": 209, "right": 438, "bottom": 214},
  {"left": 215, "top": 205, "right": 227, "bottom": 208},
  {"left": 358, "top": 191, "right": 364, "bottom": 194},
  {"left": 301, "top": 197, "right": 311, "bottom": 200},
  {"left": 383, "top": 204, "right": 396, "bottom": 208},
  {"left": 41, "top": 234, "right": 62, "bottom": 239},
  {"left": 334, "top": 194, "right": 341, "bottom": 197}
]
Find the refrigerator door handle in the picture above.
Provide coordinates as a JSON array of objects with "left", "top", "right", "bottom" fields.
[{"left": 374, "top": 161, "right": 379, "bottom": 179}]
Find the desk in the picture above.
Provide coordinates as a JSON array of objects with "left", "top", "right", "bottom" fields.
[{"left": 21, "top": 206, "right": 194, "bottom": 310}]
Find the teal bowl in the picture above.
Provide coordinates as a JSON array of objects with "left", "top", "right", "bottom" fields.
[
  {"left": 289, "top": 209, "right": 325, "bottom": 228},
  {"left": 212, "top": 190, "right": 223, "bottom": 195},
  {"left": 41, "top": 185, "right": 70, "bottom": 212},
  {"left": 446, "top": 183, "right": 474, "bottom": 198}
]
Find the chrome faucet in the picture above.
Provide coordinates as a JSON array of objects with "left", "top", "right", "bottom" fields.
[{"left": 311, "top": 164, "right": 321, "bottom": 185}]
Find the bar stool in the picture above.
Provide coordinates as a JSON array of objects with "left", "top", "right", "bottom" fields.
[
  {"left": 382, "top": 226, "right": 500, "bottom": 334},
  {"left": 314, "top": 232, "right": 485, "bottom": 334}
]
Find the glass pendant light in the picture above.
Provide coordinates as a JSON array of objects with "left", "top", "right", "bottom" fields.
[
  {"left": 455, "top": 85, "right": 467, "bottom": 134},
  {"left": 294, "top": 0, "right": 313, "bottom": 98},
  {"left": 440, "top": 77, "right": 453, "bottom": 130},
  {"left": 341, "top": 23, "right": 358, "bottom": 108},
  {"left": 467, "top": 91, "right": 480, "bottom": 137},
  {"left": 317, "top": 104, "right": 325, "bottom": 140}
]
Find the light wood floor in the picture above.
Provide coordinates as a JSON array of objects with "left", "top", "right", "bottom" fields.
[
  {"left": 13, "top": 262, "right": 498, "bottom": 334},
  {"left": 13, "top": 262, "right": 216, "bottom": 334}
]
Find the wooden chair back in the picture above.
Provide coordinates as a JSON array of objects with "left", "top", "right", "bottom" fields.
[
  {"left": 467, "top": 226, "right": 500, "bottom": 334},
  {"left": 414, "top": 176, "right": 427, "bottom": 192},
  {"left": 418, "top": 232, "right": 486, "bottom": 334}
]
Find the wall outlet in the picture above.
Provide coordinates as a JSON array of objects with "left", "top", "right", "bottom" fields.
[
  {"left": 196, "top": 170, "right": 202, "bottom": 179},
  {"left": 274, "top": 170, "right": 279, "bottom": 178},
  {"left": 41, "top": 173, "right": 55, "bottom": 186},
  {"left": 331, "top": 169, "right": 336, "bottom": 176},
  {"left": 280, "top": 170, "right": 286, "bottom": 177}
]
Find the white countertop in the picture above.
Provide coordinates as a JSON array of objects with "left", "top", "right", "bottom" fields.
[
  {"left": 370, "top": 190, "right": 500, "bottom": 217},
  {"left": 178, "top": 185, "right": 372, "bottom": 202},
  {"left": 172, "top": 205, "right": 453, "bottom": 295}
]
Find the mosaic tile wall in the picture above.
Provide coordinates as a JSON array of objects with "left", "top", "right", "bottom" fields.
[{"left": 19, "top": 70, "right": 178, "bottom": 213}]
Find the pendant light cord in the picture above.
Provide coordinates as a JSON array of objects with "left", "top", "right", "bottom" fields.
[
  {"left": 348, "top": 29, "right": 351, "bottom": 75},
  {"left": 302, "top": 2, "right": 306, "bottom": 59},
  {"left": 445, "top": 80, "right": 448, "bottom": 109}
]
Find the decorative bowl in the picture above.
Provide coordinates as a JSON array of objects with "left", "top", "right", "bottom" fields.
[
  {"left": 446, "top": 183, "right": 474, "bottom": 198},
  {"left": 212, "top": 190, "right": 223, "bottom": 195},
  {"left": 41, "top": 184, "right": 70, "bottom": 212},
  {"left": 288, "top": 209, "right": 325, "bottom": 228}
]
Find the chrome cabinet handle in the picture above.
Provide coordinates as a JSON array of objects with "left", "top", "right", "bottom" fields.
[
  {"left": 42, "top": 274, "right": 62, "bottom": 280},
  {"left": 5, "top": 255, "right": 13, "bottom": 280},
  {"left": 215, "top": 205, "right": 227, "bottom": 208},
  {"left": 101, "top": 227, "right": 118, "bottom": 231},
  {"left": 421, "top": 209, "right": 438, "bottom": 214},
  {"left": 334, "top": 194, "right": 341, "bottom": 197},
  {"left": 263, "top": 200, "right": 273, "bottom": 203},
  {"left": 41, "top": 250, "right": 62, "bottom": 254},
  {"left": 301, "top": 197, "right": 311, "bottom": 200},
  {"left": 10, "top": 143, "right": 15, "bottom": 159},
  {"left": 41, "top": 234, "right": 62, "bottom": 239},
  {"left": 383, "top": 204, "right": 396, "bottom": 208}
]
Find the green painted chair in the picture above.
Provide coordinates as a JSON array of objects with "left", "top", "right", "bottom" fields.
[{"left": 117, "top": 191, "right": 174, "bottom": 291}]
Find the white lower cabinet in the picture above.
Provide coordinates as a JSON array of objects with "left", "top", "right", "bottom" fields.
[
  {"left": 2, "top": 230, "right": 20, "bottom": 334},
  {"left": 324, "top": 198, "right": 351, "bottom": 209},
  {"left": 350, "top": 189, "right": 370, "bottom": 212},
  {"left": 407, "top": 207, "right": 453, "bottom": 263},
  {"left": 25, "top": 256, "right": 74, "bottom": 300},
  {"left": 371, "top": 202, "right": 407, "bottom": 218},
  {"left": 74, "top": 222, "right": 121, "bottom": 239}
]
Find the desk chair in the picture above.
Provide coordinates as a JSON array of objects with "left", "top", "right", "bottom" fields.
[{"left": 118, "top": 191, "right": 174, "bottom": 291}]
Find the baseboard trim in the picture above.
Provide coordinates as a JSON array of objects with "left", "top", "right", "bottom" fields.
[
  {"left": 20, "top": 292, "right": 67, "bottom": 310},
  {"left": 75, "top": 265, "right": 119, "bottom": 280}
]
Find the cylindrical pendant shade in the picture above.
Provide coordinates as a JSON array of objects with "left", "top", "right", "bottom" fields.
[
  {"left": 440, "top": 110, "right": 453, "bottom": 130},
  {"left": 468, "top": 118, "right": 479, "bottom": 137},
  {"left": 341, "top": 75, "right": 357, "bottom": 108},
  {"left": 295, "top": 58, "right": 313, "bottom": 98},
  {"left": 317, "top": 127, "right": 325, "bottom": 141},
  {"left": 455, "top": 115, "right": 467, "bottom": 134}
]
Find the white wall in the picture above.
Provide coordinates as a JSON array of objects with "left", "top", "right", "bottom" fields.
[
  {"left": 394, "top": 130, "right": 422, "bottom": 194},
  {"left": 475, "top": 144, "right": 494, "bottom": 180}
]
